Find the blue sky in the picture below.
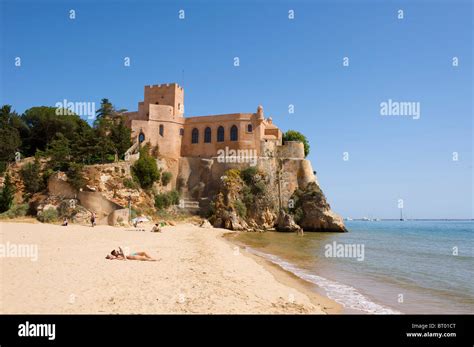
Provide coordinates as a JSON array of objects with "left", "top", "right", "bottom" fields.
[{"left": 1, "top": 0, "right": 472, "bottom": 219}]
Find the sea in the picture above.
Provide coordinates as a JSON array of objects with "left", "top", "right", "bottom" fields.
[{"left": 231, "top": 220, "right": 473, "bottom": 314}]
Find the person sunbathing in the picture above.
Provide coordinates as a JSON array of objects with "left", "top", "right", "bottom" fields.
[{"left": 105, "top": 247, "right": 157, "bottom": 261}]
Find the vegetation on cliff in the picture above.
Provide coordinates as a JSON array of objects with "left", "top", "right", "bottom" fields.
[
  {"left": 0, "top": 101, "right": 133, "bottom": 220},
  {"left": 283, "top": 130, "right": 310, "bottom": 157},
  {"left": 208, "top": 167, "right": 346, "bottom": 232},
  {"left": 131, "top": 144, "right": 160, "bottom": 189},
  {"left": 208, "top": 167, "right": 277, "bottom": 230},
  {"left": 0, "top": 174, "right": 15, "bottom": 213},
  {"left": 0, "top": 101, "right": 131, "bottom": 174},
  {"left": 20, "top": 157, "right": 45, "bottom": 195},
  {"left": 154, "top": 190, "right": 180, "bottom": 210}
]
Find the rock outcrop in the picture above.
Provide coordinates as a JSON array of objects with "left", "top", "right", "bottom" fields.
[
  {"left": 290, "top": 182, "right": 347, "bottom": 232},
  {"left": 207, "top": 164, "right": 346, "bottom": 233},
  {"left": 275, "top": 209, "right": 302, "bottom": 233}
]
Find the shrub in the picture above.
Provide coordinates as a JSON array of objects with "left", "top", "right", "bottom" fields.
[
  {"left": 154, "top": 194, "right": 170, "bottom": 210},
  {"left": 292, "top": 207, "right": 304, "bottom": 223},
  {"left": 38, "top": 208, "right": 58, "bottom": 223},
  {"left": 0, "top": 204, "right": 28, "bottom": 219},
  {"left": 283, "top": 130, "right": 310, "bottom": 157},
  {"left": 0, "top": 174, "right": 15, "bottom": 213},
  {"left": 168, "top": 190, "right": 180, "bottom": 205},
  {"left": 20, "top": 159, "right": 44, "bottom": 194},
  {"left": 234, "top": 199, "right": 247, "bottom": 218},
  {"left": 161, "top": 171, "right": 172, "bottom": 186},
  {"left": 240, "top": 166, "right": 258, "bottom": 185},
  {"left": 132, "top": 144, "right": 160, "bottom": 189},
  {"left": 242, "top": 185, "right": 254, "bottom": 206},
  {"left": 123, "top": 177, "right": 138, "bottom": 190},
  {"left": 253, "top": 181, "right": 266, "bottom": 195},
  {"left": 154, "top": 190, "right": 180, "bottom": 210},
  {"left": 0, "top": 161, "right": 6, "bottom": 175}
]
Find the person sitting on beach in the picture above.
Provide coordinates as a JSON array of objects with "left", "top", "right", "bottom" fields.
[
  {"left": 62, "top": 217, "right": 68, "bottom": 226},
  {"left": 105, "top": 247, "right": 157, "bottom": 261},
  {"left": 150, "top": 223, "right": 161, "bottom": 233}
]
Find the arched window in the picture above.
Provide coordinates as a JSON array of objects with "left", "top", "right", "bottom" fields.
[
  {"left": 217, "top": 126, "right": 225, "bottom": 142},
  {"left": 230, "top": 125, "right": 238, "bottom": 141},
  {"left": 159, "top": 124, "right": 164, "bottom": 137},
  {"left": 138, "top": 132, "right": 145, "bottom": 143},
  {"left": 191, "top": 128, "right": 199, "bottom": 144},
  {"left": 247, "top": 124, "right": 253, "bottom": 133},
  {"left": 204, "top": 127, "right": 212, "bottom": 143},
  {"left": 179, "top": 128, "right": 184, "bottom": 136}
]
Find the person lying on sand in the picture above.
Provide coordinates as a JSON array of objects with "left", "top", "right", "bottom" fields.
[{"left": 105, "top": 247, "right": 157, "bottom": 261}]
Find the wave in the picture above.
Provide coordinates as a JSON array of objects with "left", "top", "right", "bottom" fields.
[{"left": 246, "top": 247, "right": 401, "bottom": 314}]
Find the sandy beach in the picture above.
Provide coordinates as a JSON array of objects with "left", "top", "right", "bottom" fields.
[{"left": 0, "top": 221, "right": 340, "bottom": 314}]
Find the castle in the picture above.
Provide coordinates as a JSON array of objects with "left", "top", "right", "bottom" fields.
[
  {"left": 124, "top": 83, "right": 309, "bottom": 203},
  {"left": 124, "top": 83, "right": 305, "bottom": 160}
]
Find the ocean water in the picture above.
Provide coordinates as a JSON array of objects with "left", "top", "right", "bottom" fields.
[{"left": 232, "top": 221, "right": 474, "bottom": 314}]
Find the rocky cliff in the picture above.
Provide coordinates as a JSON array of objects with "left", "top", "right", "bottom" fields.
[{"left": 186, "top": 143, "right": 346, "bottom": 232}]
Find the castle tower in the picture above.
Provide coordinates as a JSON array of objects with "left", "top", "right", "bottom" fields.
[
  {"left": 134, "top": 83, "right": 185, "bottom": 159},
  {"left": 143, "top": 83, "right": 184, "bottom": 117}
]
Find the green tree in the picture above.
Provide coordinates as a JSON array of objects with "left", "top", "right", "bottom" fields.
[
  {"left": 95, "top": 98, "right": 114, "bottom": 121},
  {"left": 46, "top": 133, "right": 71, "bottom": 171},
  {"left": 282, "top": 130, "right": 310, "bottom": 157},
  {"left": 131, "top": 144, "right": 160, "bottom": 189},
  {"left": 22, "top": 106, "right": 88, "bottom": 156},
  {"left": 0, "top": 174, "right": 15, "bottom": 213},
  {"left": 0, "top": 105, "right": 22, "bottom": 170},
  {"left": 66, "top": 163, "right": 85, "bottom": 190},
  {"left": 94, "top": 98, "right": 115, "bottom": 133},
  {"left": 20, "top": 158, "right": 44, "bottom": 194},
  {"left": 109, "top": 116, "right": 132, "bottom": 159}
]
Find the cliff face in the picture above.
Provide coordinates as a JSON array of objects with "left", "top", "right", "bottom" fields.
[{"left": 179, "top": 142, "right": 346, "bottom": 232}]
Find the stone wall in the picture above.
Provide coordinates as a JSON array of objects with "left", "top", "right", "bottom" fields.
[{"left": 277, "top": 141, "right": 305, "bottom": 159}]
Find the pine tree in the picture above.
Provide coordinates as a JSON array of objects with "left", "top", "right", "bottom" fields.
[{"left": 0, "top": 174, "right": 15, "bottom": 213}]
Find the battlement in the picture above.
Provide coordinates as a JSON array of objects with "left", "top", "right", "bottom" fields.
[{"left": 145, "top": 83, "right": 183, "bottom": 90}]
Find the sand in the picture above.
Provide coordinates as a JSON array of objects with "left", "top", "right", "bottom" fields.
[{"left": 0, "top": 221, "right": 339, "bottom": 314}]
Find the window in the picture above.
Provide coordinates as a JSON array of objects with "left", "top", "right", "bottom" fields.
[
  {"left": 217, "top": 126, "right": 224, "bottom": 142},
  {"left": 204, "top": 127, "right": 211, "bottom": 143},
  {"left": 138, "top": 132, "right": 145, "bottom": 143},
  {"left": 179, "top": 128, "right": 184, "bottom": 136},
  {"left": 191, "top": 128, "right": 199, "bottom": 144},
  {"left": 230, "top": 125, "right": 238, "bottom": 141},
  {"left": 247, "top": 124, "right": 253, "bottom": 133},
  {"left": 159, "top": 124, "right": 164, "bottom": 137}
]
